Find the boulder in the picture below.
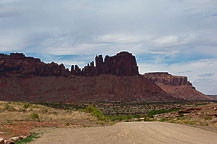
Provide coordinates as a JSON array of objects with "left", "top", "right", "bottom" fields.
[{"left": 0, "top": 138, "right": 4, "bottom": 144}]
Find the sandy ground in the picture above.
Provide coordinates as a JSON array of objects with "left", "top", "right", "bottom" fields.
[{"left": 30, "top": 122, "right": 217, "bottom": 144}]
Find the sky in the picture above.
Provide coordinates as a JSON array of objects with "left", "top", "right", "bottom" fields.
[{"left": 0, "top": 0, "right": 217, "bottom": 95}]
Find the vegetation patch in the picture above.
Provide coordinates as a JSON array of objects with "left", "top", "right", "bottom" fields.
[
  {"left": 147, "top": 108, "right": 180, "bottom": 118},
  {"left": 84, "top": 105, "right": 108, "bottom": 121},
  {"left": 30, "top": 113, "right": 39, "bottom": 120},
  {"left": 16, "top": 133, "right": 40, "bottom": 144},
  {"left": 83, "top": 105, "right": 153, "bottom": 122}
]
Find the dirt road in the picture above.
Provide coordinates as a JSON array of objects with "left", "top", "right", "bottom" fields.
[{"left": 30, "top": 122, "right": 217, "bottom": 144}]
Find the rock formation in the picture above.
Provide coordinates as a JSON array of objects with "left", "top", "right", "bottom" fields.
[
  {"left": 0, "top": 53, "right": 70, "bottom": 77},
  {"left": 0, "top": 52, "right": 138, "bottom": 77},
  {"left": 144, "top": 72, "right": 211, "bottom": 100},
  {"left": 0, "top": 52, "right": 210, "bottom": 103},
  {"left": 0, "top": 52, "right": 180, "bottom": 103},
  {"left": 71, "top": 52, "right": 139, "bottom": 76}
]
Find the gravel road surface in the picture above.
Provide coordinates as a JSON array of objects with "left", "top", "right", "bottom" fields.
[{"left": 30, "top": 122, "right": 217, "bottom": 144}]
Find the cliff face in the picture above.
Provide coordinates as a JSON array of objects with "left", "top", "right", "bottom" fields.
[
  {"left": 0, "top": 52, "right": 139, "bottom": 77},
  {"left": 144, "top": 72, "right": 211, "bottom": 100},
  {"left": 71, "top": 52, "right": 139, "bottom": 76},
  {"left": 0, "top": 52, "right": 179, "bottom": 103},
  {"left": 144, "top": 72, "right": 192, "bottom": 86},
  {"left": 0, "top": 53, "right": 71, "bottom": 77},
  {"left": 0, "top": 75, "right": 178, "bottom": 103}
]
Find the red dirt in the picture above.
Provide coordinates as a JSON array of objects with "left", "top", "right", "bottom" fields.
[{"left": 0, "top": 121, "right": 81, "bottom": 139}]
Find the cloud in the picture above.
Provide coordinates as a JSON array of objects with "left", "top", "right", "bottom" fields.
[
  {"left": 181, "top": 0, "right": 217, "bottom": 4},
  {"left": 0, "top": 35, "right": 25, "bottom": 52}
]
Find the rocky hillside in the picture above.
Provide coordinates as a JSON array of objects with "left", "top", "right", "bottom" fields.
[
  {"left": 0, "top": 52, "right": 180, "bottom": 103},
  {"left": 144, "top": 72, "right": 211, "bottom": 100},
  {"left": 0, "top": 75, "right": 179, "bottom": 103}
]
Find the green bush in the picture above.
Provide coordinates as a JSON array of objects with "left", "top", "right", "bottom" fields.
[
  {"left": 178, "top": 113, "right": 184, "bottom": 117},
  {"left": 23, "top": 103, "right": 30, "bottom": 109},
  {"left": 108, "top": 115, "right": 134, "bottom": 121},
  {"left": 147, "top": 108, "right": 180, "bottom": 117},
  {"left": 66, "top": 122, "right": 70, "bottom": 126},
  {"left": 30, "top": 113, "right": 39, "bottom": 120},
  {"left": 16, "top": 133, "right": 40, "bottom": 144},
  {"left": 84, "top": 106, "right": 107, "bottom": 121},
  {"left": 143, "top": 114, "right": 152, "bottom": 121}
]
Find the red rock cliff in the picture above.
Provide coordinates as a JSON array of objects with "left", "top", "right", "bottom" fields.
[
  {"left": 144, "top": 72, "right": 192, "bottom": 86},
  {"left": 144, "top": 72, "right": 211, "bottom": 100},
  {"left": 1, "top": 52, "right": 139, "bottom": 77},
  {"left": 0, "top": 53, "right": 70, "bottom": 77},
  {"left": 0, "top": 52, "right": 179, "bottom": 103},
  {"left": 71, "top": 52, "right": 139, "bottom": 76}
]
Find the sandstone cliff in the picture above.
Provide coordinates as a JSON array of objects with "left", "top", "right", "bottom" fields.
[
  {"left": 144, "top": 72, "right": 211, "bottom": 100},
  {"left": 0, "top": 52, "right": 138, "bottom": 77},
  {"left": 0, "top": 52, "right": 179, "bottom": 103},
  {"left": 0, "top": 53, "right": 71, "bottom": 77},
  {"left": 71, "top": 52, "right": 139, "bottom": 76}
]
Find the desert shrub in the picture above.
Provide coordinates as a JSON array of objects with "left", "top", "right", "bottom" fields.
[
  {"left": 108, "top": 115, "right": 134, "bottom": 121},
  {"left": 66, "top": 109, "right": 72, "bottom": 113},
  {"left": 4, "top": 103, "right": 16, "bottom": 111},
  {"left": 178, "top": 113, "right": 184, "bottom": 117},
  {"left": 84, "top": 105, "right": 107, "bottom": 121},
  {"left": 183, "top": 121, "right": 196, "bottom": 125},
  {"left": 30, "top": 113, "right": 39, "bottom": 120},
  {"left": 134, "top": 114, "right": 142, "bottom": 118},
  {"left": 143, "top": 114, "right": 152, "bottom": 121},
  {"left": 97, "top": 121, "right": 105, "bottom": 126},
  {"left": 66, "top": 122, "right": 70, "bottom": 126},
  {"left": 23, "top": 103, "right": 30, "bottom": 109},
  {"left": 147, "top": 108, "right": 180, "bottom": 117},
  {"left": 16, "top": 133, "right": 40, "bottom": 144}
]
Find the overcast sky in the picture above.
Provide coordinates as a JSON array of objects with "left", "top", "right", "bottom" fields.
[{"left": 0, "top": 0, "right": 217, "bottom": 94}]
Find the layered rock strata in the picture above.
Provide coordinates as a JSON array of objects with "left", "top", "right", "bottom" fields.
[{"left": 144, "top": 72, "right": 211, "bottom": 100}]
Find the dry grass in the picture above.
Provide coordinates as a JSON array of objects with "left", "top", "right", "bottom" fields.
[{"left": 0, "top": 101, "right": 97, "bottom": 126}]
